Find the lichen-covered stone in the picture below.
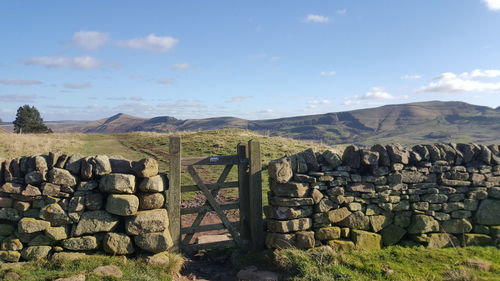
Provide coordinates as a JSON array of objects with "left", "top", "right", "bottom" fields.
[
  {"left": 134, "top": 231, "right": 173, "bottom": 253},
  {"left": 0, "top": 250, "right": 21, "bottom": 262},
  {"left": 327, "top": 240, "right": 355, "bottom": 252},
  {"left": 441, "top": 218, "right": 473, "bottom": 234},
  {"left": 105, "top": 194, "right": 139, "bottom": 216},
  {"left": 138, "top": 175, "right": 165, "bottom": 193},
  {"left": 295, "top": 231, "right": 315, "bottom": 249},
  {"left": 475, "top": 199, "right": 500, "bottom": 225},
  {"left": 91, "top": 155, "right": 112, "bottom": 176},
  {"left": 380, "top": 224, "right": 407, "bottom": 246},
  {"left": 21, "top": 246, "right": 51, "bottom": 261},
  {"left": 48, "top": 168, "right": 77, "bottom": 186},
  {"left": 103, "top": 233, "right": 134, "bottom": 255},
  {"left": 17, "top": 218, "right": 51, "bottom": 234},
  {"left": 462, "top": 234, "right": 492, "bottom": 246},
  {"left": 427, "top": 233, "right": 459, "bottom": 248},
  {"left": 270, "top": 182, "right": 309, "bottom": 197},
  {"left": 125, "top": 209, "right": 169, "bottom": 235},
  {"left": 100, "top": 173, "right": 136, "bottom": 194},
  {"left": 138, "top": 193, "right": 165, "bottom": 210},
  {"left": 328, "top": 207, "right": 352, "bottom": 223},
  {"left": 263, "top": 206, "right": 313, "bottom": 220},
  {"left": 44, "top": 226, "right": 68, "bottom": 241},
  {"left": 350, "top": 230, "right": 381, "bottom": 250},
  {"left": 267, "top": 218, "right": 312, "bottom": 233},
  {"left": 74, "top": 211, "right": 119, "bottom": 236},
  {"left": 408, "top": 215, "right": 439, "bottom": 234},
  {"left": 132, "top": 158, "right": 159, "bottom": 178},
  {"left": 62, "top": 236, "right": 98, "bottom": 251},
  {"left": 338, "top": 211, "right": 370, "bottom": 230},
  {"left": 315, "top": 226, "right": 341, "bottom": 240},
  {"left": 268, "top": 157, "right": 293, "bottom": 183},
  {"left": 40, "top": 203, "right": 72, "bottom": 226}
]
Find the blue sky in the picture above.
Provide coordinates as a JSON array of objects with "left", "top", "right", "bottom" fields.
[{"left": 1, "top": 0, "right": 500, "bottom": 121}]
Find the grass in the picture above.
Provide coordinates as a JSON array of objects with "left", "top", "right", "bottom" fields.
[
  {"left": 0, "top": 253, "right": 184, "bottom": 281},
  {"left": 271, "top": 246, "right": 500, "bottom": 281}
]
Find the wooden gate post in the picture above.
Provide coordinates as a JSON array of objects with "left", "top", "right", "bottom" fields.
[
  {"left": 248, "top": 140, "right": 264, "bottom": 250},
  {"left": 237, "top": 143, "right": 251, "bottom": 248},
  {"left": 168, "top": 136, "right": 182, "bottom": 252}
]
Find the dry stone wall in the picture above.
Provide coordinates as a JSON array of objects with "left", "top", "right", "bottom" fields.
[
  {"left": 265, "top": 143, "right": 500, "bottom": 251},
  {"left": 0, "top": 153, "right": 172, "bottom": 263}
]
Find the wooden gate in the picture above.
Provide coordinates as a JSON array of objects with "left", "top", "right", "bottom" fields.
[{"left": 167, "top": 136, "right": 264, "bottom": 252}]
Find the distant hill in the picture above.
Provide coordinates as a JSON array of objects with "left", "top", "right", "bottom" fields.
[{"left": 2, "top": 101, "right": 499, "bottom": 145}]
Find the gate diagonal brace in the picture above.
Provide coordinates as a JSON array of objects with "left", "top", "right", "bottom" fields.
[{"left": 187, "top": 165, "right": 243, "bottom": 247}]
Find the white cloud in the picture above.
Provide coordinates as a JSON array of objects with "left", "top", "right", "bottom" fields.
[
  {"left": 72, "top": 31, "right": 109, "bottom": 50},
  {"left": 337, "top": 9, "right": 347, "bottom": 14},
  {"left": 0, "top": 79, "right": 42, "bottom": 86},
  {"left": 63, "top": 82, "right": 92, "bottom": 89},
  {"left": 0, "top": 94, "right": 37, "bottom": 103},
  {"left": 418, "top": 69, "right": 500, "bottom": 93},
  {"left": 362, "top": 87, "right": 397, "bottom": 100},
  {"left": 307, "top": 99, "right": 331, "bottom": 109},
  {"left": 106, "top": 96, "right": 144, "bottom": 101},
  {"left": 320, "top": 71, "right": 336, "bottom": 76},
  {"left": 483, "top": 0, "right": 500, "bottom": 11},
  {"left": 401, "top": 74, "right": 421, "bottom": 80},
  {"left": 156, "top": 79, "right": 174, "bottom": 85},
  {"left": 304, "top": 14, "right": 330, "bottom": 23},
  {"left": 171, "top": 63, "right": 192, "bottom": 71},
  {"left": 117, "top": 34, "right": 179, "bottom": 52},
  {"left": 21, "top": 56, "right": 101, "bottom": 69}
]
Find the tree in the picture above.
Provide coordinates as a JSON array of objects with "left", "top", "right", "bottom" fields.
[{"left": 13, "top": 105, "right": 52, "bottom": 134}]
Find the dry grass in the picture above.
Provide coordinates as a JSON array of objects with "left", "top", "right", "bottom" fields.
[{"left": 0, "top": 133, "right": 85, "bottom": 158}]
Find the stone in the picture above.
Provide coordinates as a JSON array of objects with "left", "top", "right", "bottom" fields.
[
  {"left": 45, "top": 226, "right": 68, "bottom": 241},
  {"left": 92, "top": 265, "right": 123, "bottom": 278},
  {"left": 1, "top": 238, "right": 23, "bottom": 251},
  {"left": 134, "top": 231, "right": 173, "bottom": 253},
  {"left": 295, "top": 231, "right": 315, "bottom": 249},
  {"left": 100, "top": 173, "right": 136, "bottom": 194},
  {"left": 0, "top": 208, "right": 21, "bottom": 221},
  {"left": 125, "top": 209, "right": 169, "bottom": 235},
  {"left": 3, "top": 271, "right": 21, "bottom": 280},
  {"left": 146, "top": 252, "right": 170, "bottom": 267},
  {"left": 327, "top": 240, "right": 355, "bottom": 252},
  {"left": 103, "top": 233, "right": 134, "bottom": 255},
  {"left": 361, "top": 150, "right": 379, "bottom": 166},
  {"left": 371, "top": 144, "right": 391, "bottom": 166},
  {"left": 323, "top": 150, "right": 342, "bottom": 169},
  {"left": 348, "top": 183, "right": 375, "bottom": 193},
  {"left": 65, "top": 155, "right": 83, "bottom": 174},
  {"left": 0, "top": 183, "right": 22, "bottom": 194},
  {"left": 280, "top": 179, "right": 315, "bottom": 197},
  {"left": 17, "top": 218, "right": 51, "bottom": 234},
  {"left": 41, "top": 183, "right": 66, "bottom": 197},
  {"left": 462, "top": 234, "right": 492, "bottom": 246},
  {"left": 380, "top": 224, "right": 407, "bottom": 246},
  {"left": 54, "top": 274, "right": 86, "bottom": 281},
  {"left": 328, "top": 207, "right": 352, "bottom": 223},
  {"left": 62, "top": 236, "right": 98, "bottom": 251},
  {"left": 315, "top": 198, "right": 335, "bottom": 213},
  {"left": 267, "top": 218, "right": 311, "bottom": 233},
  {"left": 350, "top": 229, "right": 382, "bottom": 250},
  {"left": 269, "top": 197, "right": 314, "bottom": 207},
  {"left": 74, "top": 211, "right": 119, "bottom": 236},
  {"left": 21, "top": 185, "right": 42, "bottom": 197},
  {"left": 441, "top": 218, "right": 472, "bottom": 234},
  {"left": 370, "top": 214, "right": 393, "bottom": 232},
  {"left": 268, "top": 157, "right": 293, "bottom": 183},
  {"left": 51, "top": 252, "right": 87, "bottom": 261},
  {"left": 21, "top": 246, "right": 51, "bottom": 260},
  {"left": 401, "top": 170, "right": 426, "bottom": 183},
  {"left": 40, "top": 203, "right": 71, "bottom": 226},
  {"left": 0, "top": 224, "right": 15, "bottom": 236},
  {"left": 265, "top": 233, "right": 295, "bottom": 249},
  {"left": 25, "top": 171, "right": 44, "bottom": 185},
  {"left": 386, "top": 144, "right": 409, "bottom": 164},
  {"left": 68, "top": 196, "right": 85, "bottom": 212},
  {"left": 138, "top": 193, "right": 165, "bottom": 210},
  {"left": 475, "top": 199, "right": 500, "bottom": 225},
  {"left": 77, "top": 181, "right": 98, "bottom": 191},
  {"left": 48, "top": 168, "right": 77, "bottom": 186},
  {"left": 408, "top": 215, "right": 440, "bottom": 234},
  {"left": 132, "top": 158, "right": 159, "bottom": 178},
  {"left": 0, "top": 251, "right": 21, "bottom": 262},
  {"left": 84, "top": 193, "right": 103, "bottom": 210},
  {"left": 427, "top": 233, "right": 459, "bottom": 248},
  {"left": 105, "top": 194, "right": 139, "bottom": 216},
  {"left": 315, "top": 226, "right": 341, "bottom": 240},
  {"left": 310, "top": 188, "right": 324, "bottom": 204},
  {"left": 91, "top": 155, "right": 112, "bottom": 176},
  {"left": 489, "top": 187, "right": 500, "bottom": 199},
  {"left": 0, "top": 197, "right": 13, "bottom": 208},
  {"left": 338, "top": 211, "right": 370, "bottom": 230},
  {"left": 263, "top": 206, "right": 313, "bottom": 220},
  {"left": 138, "top": 175, "right": 165, "bottom": 193},
  {"left": 0, "top": 262, "right": 26, "bottom": 270},
  {"left": 342, "top": 146, "right": 360, "bottom": 168},
  {"left": 421, "top": 194, "right": 448, "bottom": 204},
  {"left": 80, "top": 157, "right": 93, "bottom": 180}
]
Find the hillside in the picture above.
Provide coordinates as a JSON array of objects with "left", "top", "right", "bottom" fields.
[{"left": 2, "top": 101, "right": 499, "bottom": 145}]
